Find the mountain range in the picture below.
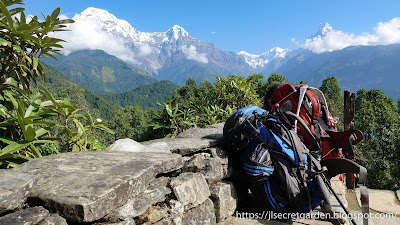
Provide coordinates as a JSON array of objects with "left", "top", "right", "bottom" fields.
[{"left": 47, "top": 7, "right": 400, "bottom": 100}]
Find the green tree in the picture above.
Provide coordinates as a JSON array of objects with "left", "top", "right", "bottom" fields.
[
  {"left": 319, "top": 76, "right": 343, "bottom": 103},
  {"left": 214, "top": 75, "right": 259, "bottom": 110},
  {"left": 247, "top": 73, "right": 267, "bottom": 97},
  {"left": 319, "top": 76, "right": 343, "bottom": 129},
  {"left": 109, "top": 106, "right": 146, "bottom": 141},
  {"left": 265, "top": 73, "right": 287, "bottom": 91},
  {"left": 151, "top": 75, "right": 258, "bottom": 137},
  {"left": 355, "top": 89, "right": 400, "bottom": 189}
]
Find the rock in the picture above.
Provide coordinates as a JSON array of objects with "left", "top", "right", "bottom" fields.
[
  {"left": 396, "top": 190, "right": 400, "bottom": 202},
  {"left": 182, "top": 199, "right": 216, "bottom": 225},
  {"left": 0, "top": 206, "right": 49, "bottom": 225},
  {"left": 14, "top": 151, "right": 184, "bottom": 222},
  {"left": 140, "top": 200, "right": 184, "bottom": 225},
  {"left": 108, "top": 219, "right": 135, "bottom": 225},
  {"left": 207, "top": 147, "right": 229, "bottom": 165},
  {"left": 176, "top": 125, "right": 223, "bottom": 140},
  {"left": 141, "top": 138, "right": 218, "bottom": 156},
  {"left": 0, "top": 170, "right": 36, "bottom": 214},
  {"left": 107, "top": 138, "right": 170, "bottom": 153},
  {"left": 210, "top": 182, "right": 238, "bottom": 222},
  {"left": 39, "top": 214, "right": 68, "bottom": 225},
  {"left": 107, "top": 177, "right": 171, "bottom": 220},
  {"left": 355, "top": 188, "right": 400, "bottom": 215},
  {"left": 170, "top": 173, "right": 210, "bottom": 210},
  {"left": 182, "top": 154, "right": 229, "bottom": 184}
]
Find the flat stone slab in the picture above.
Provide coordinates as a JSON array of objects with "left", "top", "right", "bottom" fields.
[
  {"left": 0, "top": 206, "right": 49, "bottom": 225},
  {"left": 0, "top": 170, "right": 36, "bottom": 214},
  {"left": 141, "top": 138, "right": 218, "bottom": 156},
  {"left": 355, "top": 188, "right": 400, "bottom": 214},
  {"left": 14, "top": 151, "right": 183, "bottom": 222}
]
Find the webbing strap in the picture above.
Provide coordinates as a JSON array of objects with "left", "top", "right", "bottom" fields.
[{"left": 321, "top": 158, "right": 369, "bottom": 225}]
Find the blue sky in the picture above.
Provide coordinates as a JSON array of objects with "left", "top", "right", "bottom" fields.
[{"left": 24, "top": 0, "right": 400, "bottom": 54}]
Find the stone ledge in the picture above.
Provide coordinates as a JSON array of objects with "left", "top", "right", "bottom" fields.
[{"left": 14, "top": 151, "right": 184, "bottom": 222}]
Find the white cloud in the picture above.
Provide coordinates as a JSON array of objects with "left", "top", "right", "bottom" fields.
[
  {"left": 181, "top": 45, "right": 208, "bottom": 63},
  {"left": 51, "top": 13, "right": 139, "bottom": 64},
  {"left": 302, "top": 17, "right": 400, "bottom": 53},
  {"left": 138, "top": 43, "right": 152, "bottom": 57}
]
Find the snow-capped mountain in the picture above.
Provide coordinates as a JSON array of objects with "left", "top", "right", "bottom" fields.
[
  {"left": 75, "top": 7, "right": 253, "bottom": 83},
  {"left": 238, "top": 47, "right": 290, "bottom": 69},
  {"left": 310, "top": 22, "right": 334, "bottom": 39}
]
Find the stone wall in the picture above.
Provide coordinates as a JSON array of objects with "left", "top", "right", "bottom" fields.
[
  {"left": 0, "top": 123, "right": 239, "bottom": 225},
  {"left": 1, "top": 124, "right": 398, "bottom": 225}
]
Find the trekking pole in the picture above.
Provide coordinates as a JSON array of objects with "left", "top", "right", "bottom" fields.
[{"left": 319, "top": 173, "right": 358, "bottom": 225}]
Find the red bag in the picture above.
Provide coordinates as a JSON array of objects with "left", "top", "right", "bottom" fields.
[{"left": 263, "top": 83, "right": 362, "bottom": 159}]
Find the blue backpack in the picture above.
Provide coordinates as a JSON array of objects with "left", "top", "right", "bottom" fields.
[
  {"left": 240, "top": 117, "right": 325, "bottom": 213},
  {"left": 223, "top": 105, "right": 369, "bottom": 225}
]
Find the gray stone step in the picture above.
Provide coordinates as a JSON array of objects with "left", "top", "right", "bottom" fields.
[
  {"left": 355, "top": 188, "right": 400, "bottom": 215},
  {"left": 14, "top": 151, "right": 184, "bottom": 223}
]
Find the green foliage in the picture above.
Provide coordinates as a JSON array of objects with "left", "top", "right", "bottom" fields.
[
  {"left": 0, "top": 1, "right": 113, "bottom": 167},
  {"left": 319, "top": 76, "right": 343, "bottom": 130},
  {"left": 105, "top": 80, "right": 178, "bottom": 110},
  {"left": 213, "top": 75, "right": 259, "bottom": 110},
  {"left": 150, "top": 75, "right": 258, "bottom": 137},
  {"left": 355, "top": 89, "right": 400, "bottom": 189},
  {"left": 151, "top": 98, "right": 196, "bottom": 138},
  {"left": 0, "top": 86, "right": 54, "bottom": 166},
  {"left": 108, "top": 105, "right": 148, "bottom": 141},
  {"left": 40, "top": 86, "right": 114, "bottom": 152},
  {"left": 39, "top": 62, "right": 122, "bottom": 120},
  {"left": 265, "top": 73, "right": 287, "bottom": 92},
  {"left": 320, "top": 76, "right": 343, "bottom": 103},
  {"left": 0, "top": 1, "right": 73, "bottom": 93}
]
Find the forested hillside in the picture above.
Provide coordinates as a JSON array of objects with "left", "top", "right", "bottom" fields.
[
  {"left": 104, "top": 80, "right": 178, "bottom": 110},
  {"left": 41, "top": 49, "right": 157, "bottom": 94},
  {"left": 40, "top": 63, "right": 122, "bottom": 120}
]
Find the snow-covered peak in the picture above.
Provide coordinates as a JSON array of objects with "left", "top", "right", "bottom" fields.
[
  {"left": 238, "top": 51, "right": 267, "bottom": 69},
  {"left": 310, "top": 22, "right": 333, "bottom": 38},
  {"left": 165, "top": 25, "right": 189, "bottom": 40},
  {"left": 238, "top": 47, "right": 290, "bottom": 69},
  {"left": 80, "top": 7, "right": 138, "bottom": 39},
  {"left": 262, "top": 47, "right": 288, "bottom": 58}
]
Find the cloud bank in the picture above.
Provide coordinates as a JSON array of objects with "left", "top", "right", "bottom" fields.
[
  {"left": 51, "top": 13, "right": 139, "bottom": 64},
  {"left": 303, "top": 18, "right": 400, "bottom": 53},
  {"left": 181, "top": 45, "right": 208, "bottom": 63}
]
